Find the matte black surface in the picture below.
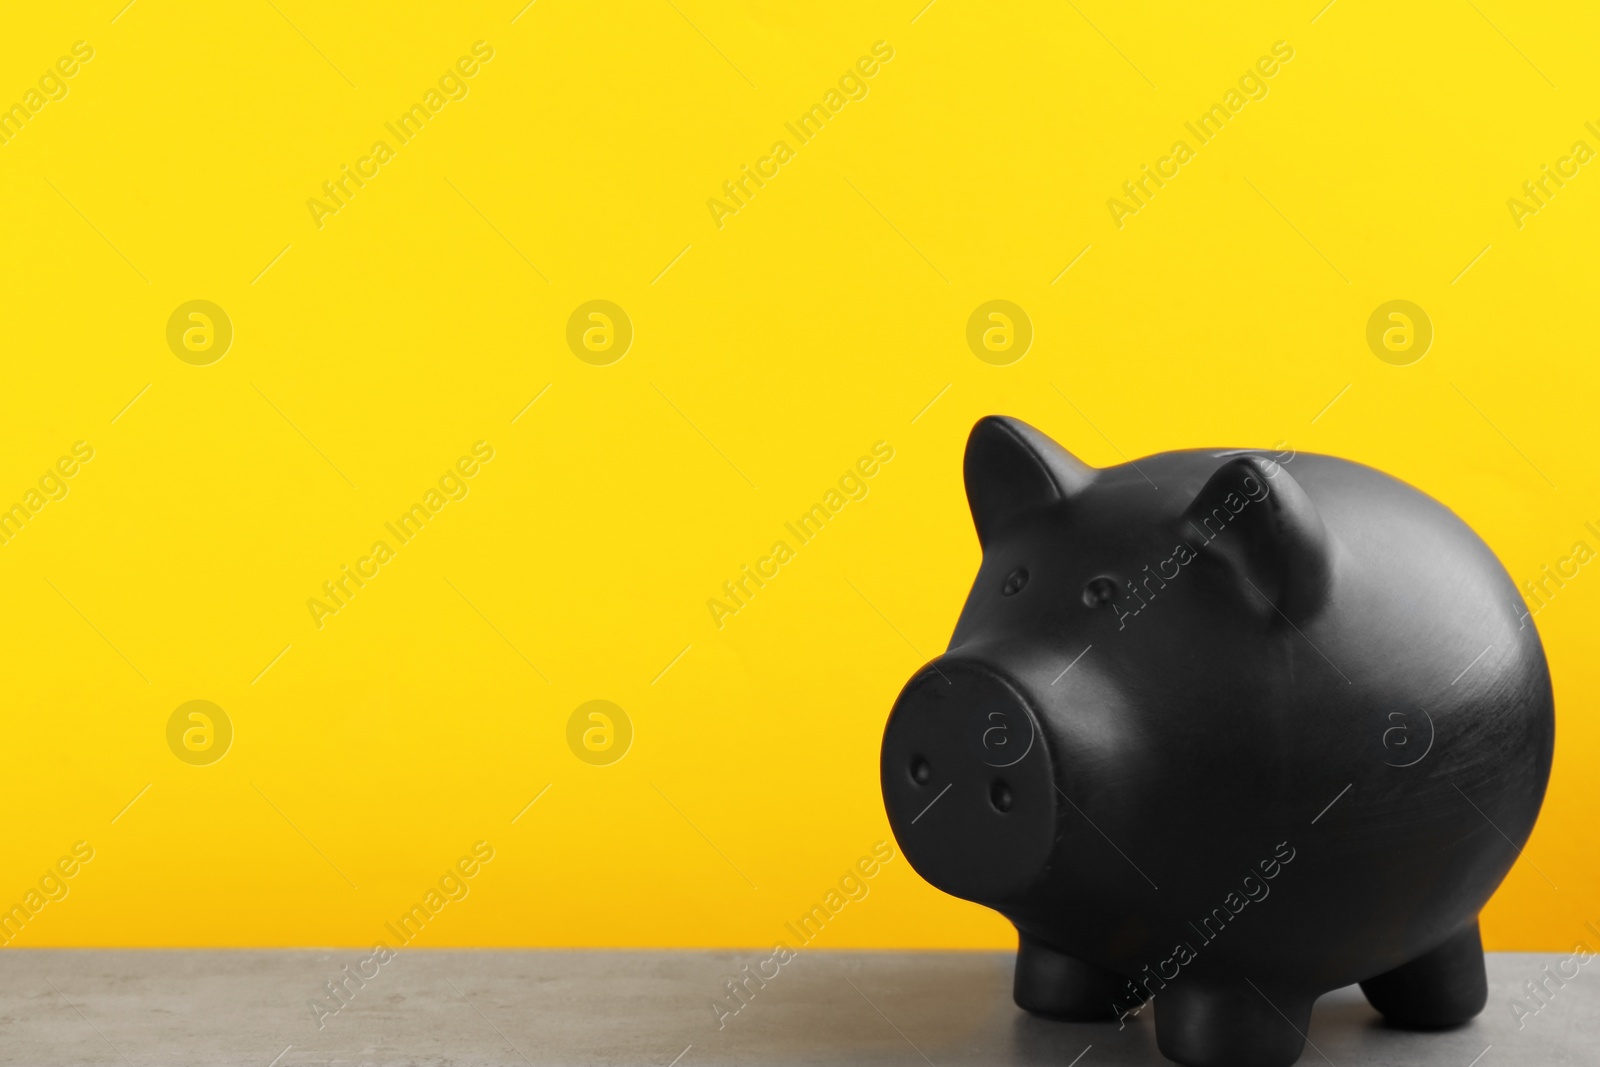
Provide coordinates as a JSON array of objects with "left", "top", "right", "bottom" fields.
[{"left": 880, "top": 416, "right": 1556, "bottom": 1067}]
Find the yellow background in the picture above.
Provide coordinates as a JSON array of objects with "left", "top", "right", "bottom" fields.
[{"left": 2, "top": 0, "right": 1596, "bottom": 951}]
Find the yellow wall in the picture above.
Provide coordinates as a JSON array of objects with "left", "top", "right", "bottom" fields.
[{"left": 1, "top": 1, "right": 1596, "bottom": 952}]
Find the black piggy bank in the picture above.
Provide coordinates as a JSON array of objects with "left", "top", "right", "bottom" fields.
[{"left": 880, "top": 416, "right": 1554, "bottom": 1067}]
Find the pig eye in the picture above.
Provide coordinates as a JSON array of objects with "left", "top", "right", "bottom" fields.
[
  {"left": 1082, "top": 576, "right": 1118, "bottom": 608},
  {"left": 1001, "top": 568, "right": 1029, "bottom": 596}
]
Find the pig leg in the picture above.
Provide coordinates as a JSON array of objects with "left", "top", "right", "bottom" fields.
[
  {"left": 1012, "top": 932, "right": 1128, "bottom": 1021},
  {"left": 1359, "top": 921, "right": 1488, "bottom": 1028},
  {"left": 1153, "top": 980, "right": 1312, "bottom": 1067}
]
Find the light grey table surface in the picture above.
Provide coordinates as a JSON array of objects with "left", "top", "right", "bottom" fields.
[{"left": 0, "top": 950, "right": 1587, "bottom": 1066}]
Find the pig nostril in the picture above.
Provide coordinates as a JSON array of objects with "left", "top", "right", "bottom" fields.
[
  {"left": 990, "top": 780, "right": 1013, "bottom": 812},
  {"left": 1002, "top": 568, "right": 1029, "bottom": 596},
  {"left": 911, "top": 757, "right": 931, "bottom": 785}
]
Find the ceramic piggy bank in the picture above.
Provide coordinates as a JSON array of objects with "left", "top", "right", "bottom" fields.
[{"left": 880, "top": 416, "right": 1554, "bottom": 1067}]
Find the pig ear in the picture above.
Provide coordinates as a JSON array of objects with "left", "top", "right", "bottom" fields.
[
  {"left": 964, "top": 416, "right": 1096, "bottom": 548},
  {"left": 1182, "top": 456, "right": 1332, "bottom": 622}
]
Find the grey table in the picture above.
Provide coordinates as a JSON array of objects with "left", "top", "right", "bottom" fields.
[{"left": 0, "top": 950, "right": 1588, "bottom": 1065}]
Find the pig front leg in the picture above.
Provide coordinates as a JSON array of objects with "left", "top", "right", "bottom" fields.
[
  {"left": 1153, "top": 979, "right": 1313, "bottom": 1067},
  {"left": 1359, "top": 921, "right": 1488, "bottom": 1029},
  {"left": 1012, "top": 932, "right": 1129, "bottom": 1021}
]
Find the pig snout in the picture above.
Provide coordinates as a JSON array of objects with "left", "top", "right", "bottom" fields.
[{"left": 881, "top": 661, "right": 1058, "bottom": 904}]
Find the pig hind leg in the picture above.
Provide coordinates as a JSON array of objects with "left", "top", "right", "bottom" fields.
[
  {"left": 1012, "top": 932, "right": 1129, "bottom": 1021},
  {"left": 1359, "top": 921, "right": 1488, "bottom": 1029}
]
